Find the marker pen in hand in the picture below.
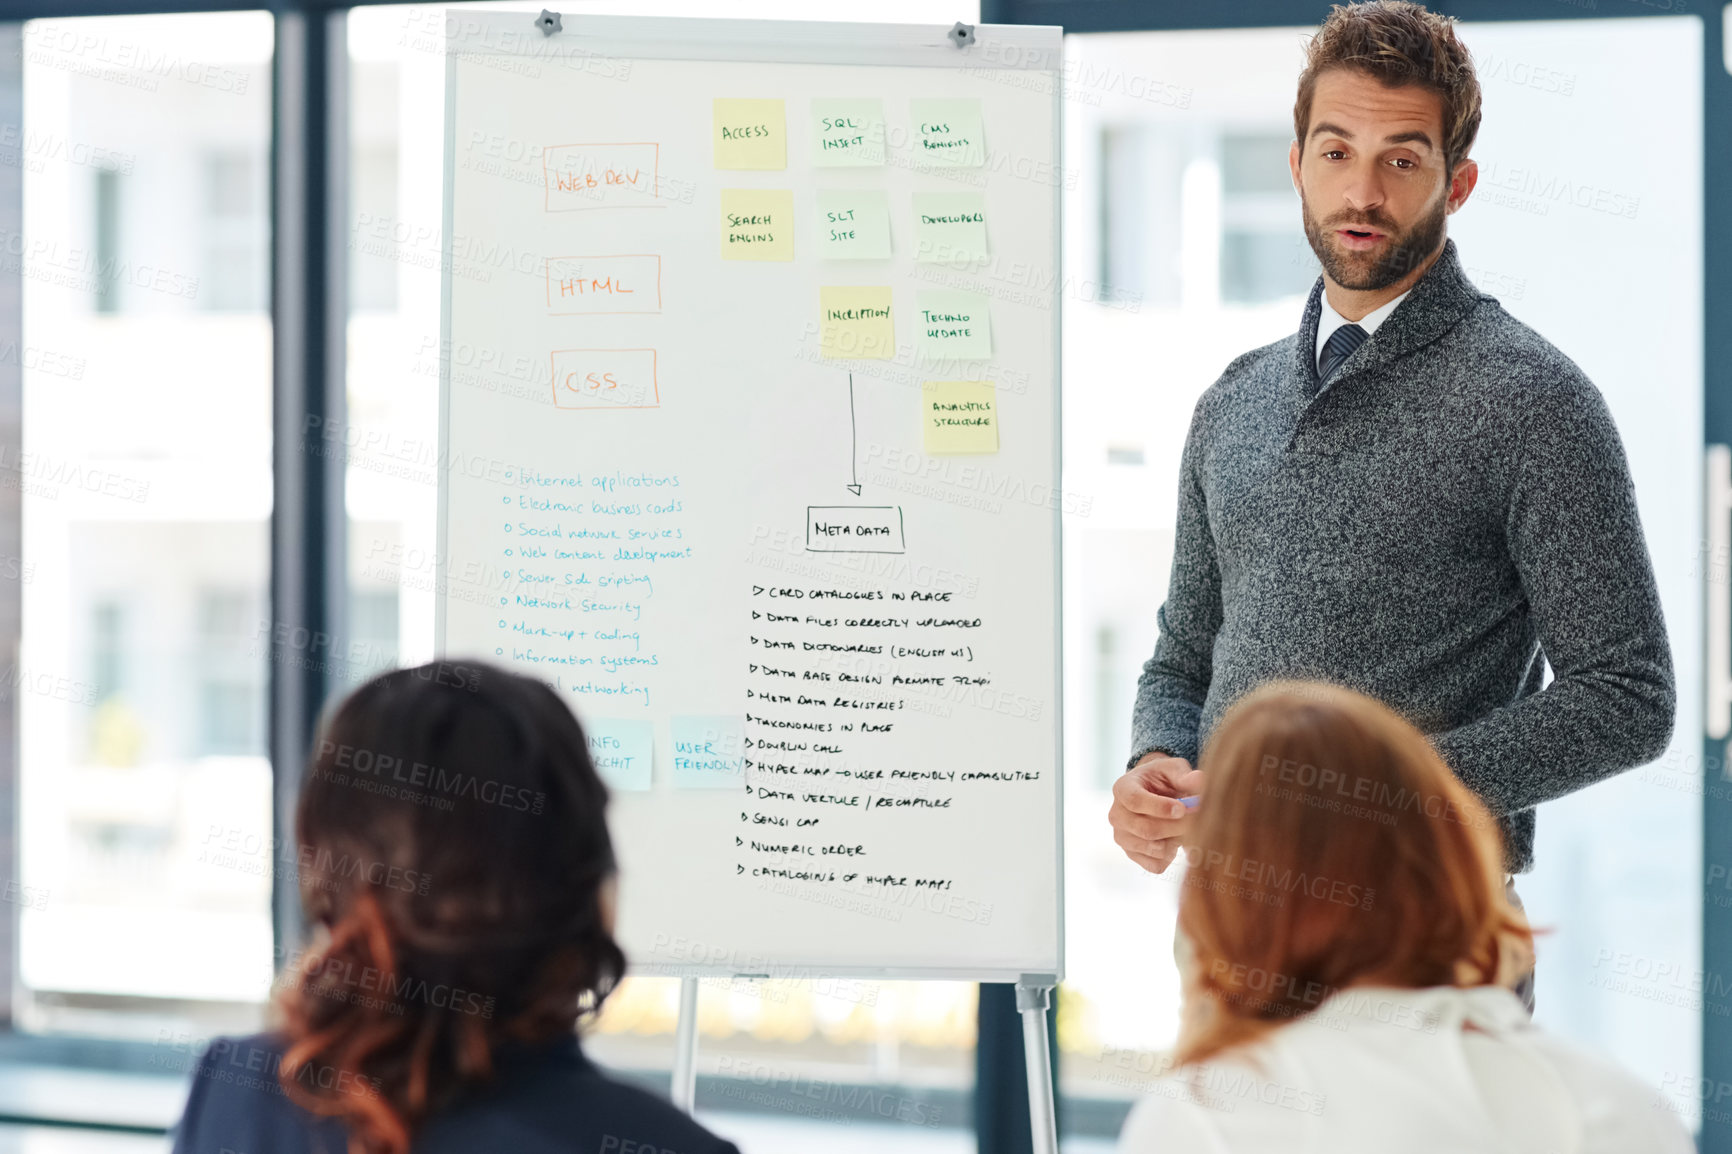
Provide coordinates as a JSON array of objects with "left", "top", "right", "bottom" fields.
[{"left": 1177, "top": 795, "right": 1200, "bottom": 810}]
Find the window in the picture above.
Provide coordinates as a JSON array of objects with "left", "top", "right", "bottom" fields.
[
  {"left": 1219, "top": 132, "right": 1316, "bottom": 304},
  {"left": 93, "top": 167, "right": 121, "bottom": 313},
  {"left": 349, "top": 142, "right": 399, "bottom": 311},
  {"left": 89, "top": 600, "right": 123, "bottom": 706},
  {"left": 349, "top": 58, "right": 401, "bottom": 313},
  {"left": 1098, "top": 124, "right": 1182, "bottom": 308},
  {"left": 1098, "top": 126, "right": 1317, "bottom": 312},
  {"left": 17, "top": 10, "right": 275, "bottom": 1018},
  {"left": 202, "top": 147, "right": 267, "bottom": 311},
  {"left": 1063, "top": 18, "right": 1703, "bottom": 1131},
  {"left": 197, "top": 588, "right": 263, "bottom": 756},
  {"left": 347, "top": 587, "right": 400, "bottom": 683}
]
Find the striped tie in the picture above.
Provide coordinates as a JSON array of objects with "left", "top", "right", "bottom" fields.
[{"left": 1317, "top": 322, "right": 1368, "bottom": 384}]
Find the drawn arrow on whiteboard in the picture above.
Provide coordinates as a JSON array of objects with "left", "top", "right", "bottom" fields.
[{"left": 846, "top": 373, "right": 862, "bottom": 497}]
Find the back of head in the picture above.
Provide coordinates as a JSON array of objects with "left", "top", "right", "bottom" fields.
[
  {"left": 275, "top": 660, "right": 623, "bottom": 1154},
  {"left": 1175, "top": 681, "right": 1528, "bottom": 1066}
]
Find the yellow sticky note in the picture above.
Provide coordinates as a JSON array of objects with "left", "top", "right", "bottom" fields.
[
  {"left": 923, "top": 381, "right": 998, "bottom": 454},
  {"left": 714, "top": 98, "right": 786, "bottom": 170},
  {"left": 721, "top": 189, "right": 794, "bottom": 261},
  {"left": 820, "top": 286, "right": 895, "bottom": 360}
]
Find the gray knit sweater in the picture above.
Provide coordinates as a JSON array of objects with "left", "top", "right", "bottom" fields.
[{"left": 1128, "top": 239, "right": 1675, "bottom": 873}]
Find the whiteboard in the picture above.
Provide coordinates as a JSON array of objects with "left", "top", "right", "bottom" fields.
[{"left": 437, "top": 12, "right": 1063, "bottom": 982}]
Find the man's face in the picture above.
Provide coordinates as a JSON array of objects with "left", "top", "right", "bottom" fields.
[{"left": 1289, "top": 68, "right": 1475, "bottom": 291}]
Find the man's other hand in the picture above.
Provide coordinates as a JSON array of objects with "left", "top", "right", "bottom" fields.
[{"left": 1109, "top": 753, "right": 1205, "bottom": 874}]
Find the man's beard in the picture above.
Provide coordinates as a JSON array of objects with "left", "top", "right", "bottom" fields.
[{"left": 1300, "top": 190, "right": 1448, "bottom": 291}]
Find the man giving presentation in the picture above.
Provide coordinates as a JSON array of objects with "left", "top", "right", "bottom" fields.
[{"left": 1107, "top": 0, "right": 1676, "bottom": 1009}]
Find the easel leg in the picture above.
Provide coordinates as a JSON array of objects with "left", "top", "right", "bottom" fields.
[
  {"left": 1016, "top": 982, "right": 1058, "bottom": 1154},
  {"left": 671, "top": 975, "right": 700, "bottom": 1113}
]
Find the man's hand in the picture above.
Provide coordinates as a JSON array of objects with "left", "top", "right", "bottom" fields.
[{"left": 1109, "top": 753, "right": 1206, "bottom": 874}]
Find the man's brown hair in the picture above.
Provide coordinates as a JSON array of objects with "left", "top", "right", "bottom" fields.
[{"left": 1294, "top": 1, "right": 1482, "bottom": 173}]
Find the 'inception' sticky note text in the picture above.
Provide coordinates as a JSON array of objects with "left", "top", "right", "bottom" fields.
[
  {"left": 910, "top": 98, "right": 985, "bottom": 166},
  {"left": 913, "top": 192, "right": 988, "bottom": 263},
  {"left": 816, "top": 189, "right": 891, "bottom": 260},
  {"left": 812, "top": 98, "right": 886, "bottom": 166},
  {"left": 670, "top": 715, "right": 745, "bottom": 790},
  {"left": 713, "top": 98, "right": 787, "bottom": 169},
  {"left": 587, "top": 719, "right": 653, "bottom": 791},
  {"left": 721, "top": 188, "right": 795, "bottom": 260},
  {"left": 923, "top": 380, "right": 999, "bottom": 454},
  {"left": 820, "top": 286, "right": 895, "bottom": 359}
]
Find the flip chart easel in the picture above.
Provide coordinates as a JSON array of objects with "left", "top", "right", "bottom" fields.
[
  {"left": 439, "top": 11, "right": 1064, "bottom": 1153},
  {"left": 666, "top": 975, "right": 1056, "bottom": 1154}
]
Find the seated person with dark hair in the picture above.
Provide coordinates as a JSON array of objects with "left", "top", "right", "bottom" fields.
[{"left": 172, "top": 660, "right": 741, "bottom": 1154}]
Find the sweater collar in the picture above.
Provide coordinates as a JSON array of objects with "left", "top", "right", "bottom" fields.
[{"left": 1294, "top": 237, "right": 1488, "bottom": 392}]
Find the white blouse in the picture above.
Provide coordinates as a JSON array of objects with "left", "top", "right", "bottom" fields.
[{"left": 1117, "top": 984, "right": 1692, "bottom": 1154}]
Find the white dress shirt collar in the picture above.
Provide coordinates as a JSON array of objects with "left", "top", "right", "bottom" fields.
[
  {"left": 1315, "top": 287, "right": 1412, "bottom": 367},
  {"left": 1299, "top": 982, "right": 1531, "bottom": 1035}
]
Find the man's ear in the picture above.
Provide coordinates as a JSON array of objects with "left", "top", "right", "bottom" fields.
[
  {"left": 1441, "top": 155, "right": 1482, "bottom": 213},
  {"left": 1288, "top": 139, "right": 1303, "bottom": 195}
]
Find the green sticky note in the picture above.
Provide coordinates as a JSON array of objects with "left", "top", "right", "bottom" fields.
[
  {"left": 917, "top": 291, "right": 991, "bottom": 360},
  {"left": 816, "top": 189, "right": 891, "bottom": 260},
  {"left": 671, "top": 715, "right": 745, "bottom": 790},
  {"left": 913, "top": 192, "right": 988, "bottom": 263},
  {"left": 910, "top": 98, "right": 985, "bottom": 167},
  {"left": 588, "top": 719, "right": 653, "bottom": 791},
  {"left": 812, "top": 98, "right": 886, "bottom": 167},
  {"left": 923, "top": 381, "right": 999, "bottom": 454}
]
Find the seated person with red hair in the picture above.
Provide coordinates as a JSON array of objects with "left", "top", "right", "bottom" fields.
[
  {"left": 1119, "top": 681, "right": 1691, "bottom": 1154},
  {"left": 171, "top": 661, "right": 741, "bottom": 1154}
]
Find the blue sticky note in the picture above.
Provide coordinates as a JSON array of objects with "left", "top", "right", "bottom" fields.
[
  {"left": 671, "top": 715, "right": 746, "bottom": 790},
  {"left": 588, "top": 719, "right": 653, "bottom": 792}
]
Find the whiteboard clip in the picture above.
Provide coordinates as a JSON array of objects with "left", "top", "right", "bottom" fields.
[
  {"left": 947, "top": 22, "right": 976, "bottom": 49},
  {"left": 534, "top": 9, "right": 563, "bottom": 36}
]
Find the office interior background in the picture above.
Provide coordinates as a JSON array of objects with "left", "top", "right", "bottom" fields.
[{"left": 0, "top": 0, "right": 1719, "bottom": 1151}]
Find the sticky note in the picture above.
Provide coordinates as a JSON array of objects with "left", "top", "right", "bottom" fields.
[
  {"left": 916, "top": 291, "right": 991, "bottom": 360},
  {"left": 816, "top": 190, "right": 891, "bottom": 260},
  {"left": 820, "top": 286, "right": 895, "bottom": 360},
  {"left": 910, "top": 98, "right": 985, "bottom": 167},
  {"left": 587, "top": 719, "right": 653, "bottom": 792},
  {"left": 671, "top": 715, "right": 745, "bottom": 790},
  {"left": 913, "top": 192, "right": 988, "bottom": 263},
  {"left": 923, "top": 381, "right": 999, "bottom": 454},
  {"left": 721, "top": 189, "right": 795, "bottom": 261},
  {"left": 713, "top": 98, "right": 786, "bottom": 170},
  {"left": 812, "top": 98, "right": 886, "bottom": 166}
]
